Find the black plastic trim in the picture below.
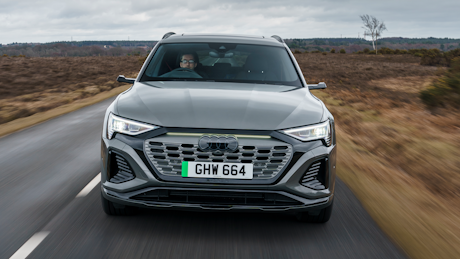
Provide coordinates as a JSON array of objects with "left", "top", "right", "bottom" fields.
[
  {"left": 108, "top": 150, "right": 135, "bottom": 184},
  {"left": 299, "top": 157, "right": 329, "bottom": 189}
]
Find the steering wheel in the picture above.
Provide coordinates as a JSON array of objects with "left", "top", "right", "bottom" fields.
[
  {"left": 172, "top": 67, "right": 203, "bottom": 78},
  {"left": 160, "top": 67, "right": 203, "bottom": 78},
  {"left": 172, "top": 67, "right": 198, "bottom": 73}
]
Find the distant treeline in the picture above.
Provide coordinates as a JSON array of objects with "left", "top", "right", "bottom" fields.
[
  {"left": 286, "top": 37, "right": 460, "bottom": 46},
  {"left": 0, "top": 41, "right": 157, "bottom": 57},
  {"left": 285, "top": 37, "right": 460, "bottom": 53},
  {"left": 1, "top": 37, "right": 460, "bottom": 57}
]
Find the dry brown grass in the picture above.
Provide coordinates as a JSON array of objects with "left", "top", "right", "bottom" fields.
[
  {"left": 0, "top": 85, "right": 131, "bottom": 138},
  {"left": 0, "top": 56, "right": 141, "bottom": 124},
  {"left": 369, "top": 76, "right": 436, "bottom": 93},
  {"left": 302, "top": 53, "right": 460, "bottom": 259}
]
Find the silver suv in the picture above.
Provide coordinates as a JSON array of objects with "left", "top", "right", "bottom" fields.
[{"left": 101, "top": 33, "right": 336, "bottom": 223}]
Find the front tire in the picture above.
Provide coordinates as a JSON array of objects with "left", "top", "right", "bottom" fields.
[
  {"left": 101, "top": 192, "right": 136, "bottom": 216},
  {"left": 296, "top": 201, "right": 333, "bottom": 223}
]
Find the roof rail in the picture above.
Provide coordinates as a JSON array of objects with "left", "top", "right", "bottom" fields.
[
  {"left": 162, "top": 32, "right": 176, "bottom": 39},
  {"left": 271, "top": 35, "right": 284, "bottom": 43}
]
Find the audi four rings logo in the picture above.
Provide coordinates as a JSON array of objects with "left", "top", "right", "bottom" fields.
[{"left": 198, "top": 135, "right": 238, "bottom": 152}]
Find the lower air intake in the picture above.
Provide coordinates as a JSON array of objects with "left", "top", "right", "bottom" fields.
[
  {"left": 132, "top": 189, "right": 302, "bottom": 207},
  {"left": 300, "top": 159, "right": 327, "bottom": 190},
  {"left": 109, "top": 151, "right": 135, "bottom": 184}
]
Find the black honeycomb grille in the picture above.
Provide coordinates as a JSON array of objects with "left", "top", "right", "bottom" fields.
[{"left": 145, "top": 141, "right": 292, "bottom": 179}]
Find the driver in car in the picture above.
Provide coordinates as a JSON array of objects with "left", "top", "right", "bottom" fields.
[
  {"left": 180, "top": 53, "right": 198, "bottom": 70},
  {"left": 179, "top": 52, "right": 209, "bottom": 78},
  {"left": 160, "top": 52, "right": 203, "bottom": 78}
]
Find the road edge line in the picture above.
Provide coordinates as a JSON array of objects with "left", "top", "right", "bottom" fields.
[
  {"left": 9, "top": 231, "right": 50, "bottom": 259},
  {"left": 76, "top": 173, "right": 101, "bottom": 198}
]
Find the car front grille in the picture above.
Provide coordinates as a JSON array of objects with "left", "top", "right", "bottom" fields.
[
  {"left": 144, "top": 135, "right": 293, "bottom": 179},
  {"left": 131, "top": 189, "right": 302, "bottom": 207}
]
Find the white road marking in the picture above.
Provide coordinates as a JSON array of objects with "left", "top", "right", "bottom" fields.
[
  {"left": 9, "top": 231, "right": 50, "bottom": 259},
  {"left": 9, "top": 173, "right": 101, "bottom": 258},
  {"left": 76, "top": 173, "right": 101, "bottom": 198}
]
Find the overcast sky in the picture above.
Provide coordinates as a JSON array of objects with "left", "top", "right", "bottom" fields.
[{"left": 1, "top": 0, "right": 459, "bottom": 44}]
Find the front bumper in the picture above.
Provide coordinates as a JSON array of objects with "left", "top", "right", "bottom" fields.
[
  {"left": 102, "top": 186, "right": 333, "bottom": 212},
  {"left": 101, "top": 128, "right": 336, "bottom": 212}
]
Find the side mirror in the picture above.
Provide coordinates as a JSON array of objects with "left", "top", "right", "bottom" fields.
[
  {"left": 308, "top": 82, "right": 327, "bottom": 90},
  {"left": 117, "top": 75, "right": 135, "bottom": 84}
]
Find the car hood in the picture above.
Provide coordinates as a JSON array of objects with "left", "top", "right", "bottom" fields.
[{"left": 116, "top": 82, "right": 324, "bottom": 130}]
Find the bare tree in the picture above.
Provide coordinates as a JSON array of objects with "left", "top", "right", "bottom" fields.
[{"left": 360, "top": 15, "right": 387, "bottom": 54}]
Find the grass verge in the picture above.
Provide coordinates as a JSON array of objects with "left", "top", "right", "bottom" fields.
[
  {"left": 313, "top": 89, "right": 460, "bottom": 259},
  {"left": 0, "top": 85, "right": 131, "bottom": 139}
]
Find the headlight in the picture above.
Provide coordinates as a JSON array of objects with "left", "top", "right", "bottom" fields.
[
  {"left": 107, "top": 113, "right": 159, "bottom": 139},
  {"left": 281, "top": 120, "right": 332, "bottom": 146}
]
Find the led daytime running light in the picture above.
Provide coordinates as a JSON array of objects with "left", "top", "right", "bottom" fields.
[
  {"left": 282, "top": 120, "right": 331, "bottom": 144},
  {"left": 107, "top": 113, "right": 158, "bottom": 139}
]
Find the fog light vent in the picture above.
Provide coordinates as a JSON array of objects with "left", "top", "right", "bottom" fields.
[
  {"left": 300, "top": 159, "right": 327, "bottom": 190},
  {"left": 109, "top": 151, "right": 135, "bottom": 184}
]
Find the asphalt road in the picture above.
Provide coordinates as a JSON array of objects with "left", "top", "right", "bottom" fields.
[{"left": 0, "top": 97, "right": 407, "bottom": 259}]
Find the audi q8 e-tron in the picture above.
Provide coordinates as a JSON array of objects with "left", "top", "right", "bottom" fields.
[{"left": 101, "top": 33, "right": 336, "bottom": 223}]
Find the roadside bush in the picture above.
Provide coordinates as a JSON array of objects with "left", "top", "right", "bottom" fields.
[
  {"left": 409, "top": 49, "right": 429, "bottom": 57},
  {"left": 420, "top": 49, "right": 443, "bottom": 66},
  {"left": 330, "top": 48, "right": 336, "bottom": 53},
  {"left": 304, "top": 50, "right": 309, "bottom": 54},
  {"left": 294, "top": 49, "right": 302, "bottom": 54},
  {"left": 420, "top": 57, "right": 460, "bottom": 109},
  {"left": 363, "top": 48, "right": 370, "bottom": 54},
  {"left": 444, "top": 48, "right": 460, "bottom": 66},
  {"left": 2, "top": 54, "right": 8, "bottom": 57},
  {"left": 322, "top": 52, "right": 327, "bottom": 55},
  {"left": 379, "top": 47, "right": 395, "bottom": 55},
  {"left": 311, "top": 50, "right": 321, "bottom": 53},
  {"left": 393, "top": 49, "right": 409, "bottom": 55},
  {"left": 420, "top": 48, "right": 460, "bottom": 67},
  {"left": 340, "top": 49, "right": 346, "bottom": 54},
  {"left": 356, "top": 51, "right": 364, "bottom": 54}
]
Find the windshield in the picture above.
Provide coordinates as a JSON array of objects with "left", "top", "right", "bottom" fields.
[{"left": 141, "top": 43, "right": 302, "bottom": 87}]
